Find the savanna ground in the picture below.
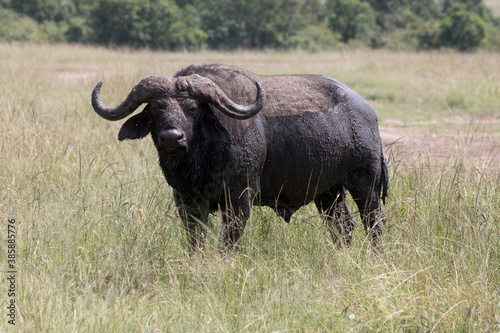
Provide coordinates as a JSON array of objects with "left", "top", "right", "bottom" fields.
[{"left": 0, "top": 43, "right": 498, "bottom": 332}]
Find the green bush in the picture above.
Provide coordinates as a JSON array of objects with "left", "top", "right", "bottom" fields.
[
  {"left": 326, "top": 0, "right": 379, "bottom": 45},
  {"left": 0, "top": 7, "right": 43, "bottom": 42},
  {"left": 9, "top": 0, "right": 75, "bottom": 23},
  {"left": 365, "top": 0, "right": 440, "bottom": 30},
  {"left": 482, "top": 22, "right": 500, "bottom": 50},
  {"left": 65, "top": 17, "right": 89, "bottom": 43},
  {"left": 439, "top": 3, "right": 486, "bottom": 51},
  {"left": 88, "top": 0, "right": 205, "bottom": 50},
  {"left": 289, "top": 24, "right": 342, "bottom": 51},
  {"left": 197, "top": 0, "right": 319, "bottom": 50},
  {"left": 0, "top": 0, "right": 498, "bottom": 50},
  {"left": 414, "top": 20, "right": 442, "bottom": 50},
  {"left": 442, "top": 0, "right": 495, "bottom": 22}
]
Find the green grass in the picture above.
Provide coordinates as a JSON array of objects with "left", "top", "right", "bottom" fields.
[{"left": 0, "top": 44, "right": 498, "bottom": 331}]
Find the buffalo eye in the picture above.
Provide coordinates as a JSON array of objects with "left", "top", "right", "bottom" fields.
[{"left": 183, "top": 101, "right": 198, "bottom": 116}]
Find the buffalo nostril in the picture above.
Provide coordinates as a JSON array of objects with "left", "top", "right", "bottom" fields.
[{"left": 158, "top": 129, "right": 185, "bottom": 147}]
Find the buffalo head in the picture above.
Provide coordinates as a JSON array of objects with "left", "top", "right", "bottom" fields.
[{"left": 91, "top": 74, "right": 266, "bottom": 155}]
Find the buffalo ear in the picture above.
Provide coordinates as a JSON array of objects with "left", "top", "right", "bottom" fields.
[
  {"left": 199, "top": 104, "right": 230, "bottom": 143},
  {"left": 118, "top": 111, "right": 151, "bottom": 141}
]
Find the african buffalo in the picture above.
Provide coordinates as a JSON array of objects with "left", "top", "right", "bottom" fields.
[{"left": 91, "top": 64, "right": 388, "bottom": 251}]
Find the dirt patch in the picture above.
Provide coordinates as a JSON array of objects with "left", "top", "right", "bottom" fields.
[{"left": 380, "top": 119, "right": 500, "bottom": 172}]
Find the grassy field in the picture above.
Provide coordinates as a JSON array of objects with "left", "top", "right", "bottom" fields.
[{"left": 0, "top": 43, "right": 498, "bottom": 332}]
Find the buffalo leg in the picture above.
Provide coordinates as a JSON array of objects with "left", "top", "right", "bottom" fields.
[
  {"left": 314, "top": 185, "right": 356, "bottom": 246},
  {"left": 218, "top": 188, "right": 251, "bottom": 251},
  {"left": 347, "top": 178, "right": 385, "bottom": 247},
  {"left": 174, "top": 192, "right": 209, "bottom": 251}
]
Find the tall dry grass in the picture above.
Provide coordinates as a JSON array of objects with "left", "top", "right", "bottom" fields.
[{"left": 0, "top": 43, "right": 498, "bottom": 331}]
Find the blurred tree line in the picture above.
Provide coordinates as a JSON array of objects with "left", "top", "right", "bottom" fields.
[{"left": 0, "top": 0, "right": 499, "bottom": 51}]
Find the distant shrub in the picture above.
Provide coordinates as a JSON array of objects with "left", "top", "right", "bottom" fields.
[
  {"left": 326, "top": 0, "right": 379, "bottom": 45},
  {"left": 0, "top": 6, "right": 67, "bottom": 43},
  {"left": 439, "top": 3, "right": 486, "bottom": 51},
  {"left": 40, "top": 20, "right": 66, "bottom": 42},
  {"left": 414, "top": 20, "right": 442, "bottom": 50},
  {"left": 88, "top": 0, "right": 206, "bottom": 50},
  {"left": 0, "top": 0, "right": 498, "bottom": 51},
  {"left": 64, "top": 17, "right": 87, "bottom": 43},
  {"left": 482, "top": 23, "right": 500, "bottom": 50},
  {"left": 0, "top": 7, "right": 42, "bottom": 42},
  {"left": 9, "top": 0, "right": 76, "bottom": 23},
  {"left": 289, "top": 25, "right": 342, "bottom": 51},
  {"left": 197, "top": 0, "right": 319, "bottom": 50}
]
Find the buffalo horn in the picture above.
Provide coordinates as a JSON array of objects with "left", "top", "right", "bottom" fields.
[
  {"left": 91, "top": 76, "right": 175, "bottom": 121},
  {"left": 177, "top": 74, "right": 266, "bottom": 120}
]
